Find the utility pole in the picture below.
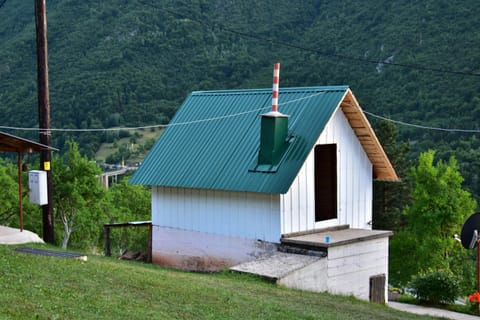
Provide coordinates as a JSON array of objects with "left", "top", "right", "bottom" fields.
[{"left": 35, "top": 0, "right": 54, "bottom": 243}]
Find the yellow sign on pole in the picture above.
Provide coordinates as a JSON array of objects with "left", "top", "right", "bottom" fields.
[{"left": 43, "top": 161, "right": 50, "bottom": 171}]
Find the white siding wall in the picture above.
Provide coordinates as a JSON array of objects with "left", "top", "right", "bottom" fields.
[
  {"left": 152, "top": 186, "right": 282, "bottom": 243},
  {"left": 281, "top": 108, "right": 373, "bottom": 235}
]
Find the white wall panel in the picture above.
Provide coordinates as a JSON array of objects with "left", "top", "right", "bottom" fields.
[
  {"left": 281, "top": 108, "right": 373, "bottom": 235},
  {"left": 152, "top": 186, "right": 282, "bottom": 243}
]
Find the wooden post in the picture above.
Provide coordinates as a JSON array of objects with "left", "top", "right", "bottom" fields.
[
  {"left": 35, "top": 0, "right": 54, "bottom": 243},
  {"left": 104, "top": 226, "right": 111, "bottom": 257},
  {"left": 103, "top": 221, "right": 151, "bottom": 261},
  {"left": 17, "top": 152, "right": 23, "bottom": 232},
  {"left": 147, "top": 223, "right": 152, "bottom": 263}
]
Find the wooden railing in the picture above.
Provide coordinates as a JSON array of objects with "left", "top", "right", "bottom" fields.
[{"left": 103, "top": 221, "right": 152, "bottom": 263}]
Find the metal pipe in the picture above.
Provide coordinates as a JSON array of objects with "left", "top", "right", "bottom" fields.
[{"left": 271, "top": 62, "right": 280, "bottom": 112}]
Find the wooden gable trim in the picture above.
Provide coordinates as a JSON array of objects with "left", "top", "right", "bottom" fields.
[{"left": 339, "top": 89, "right": 399, "bottom": 182}]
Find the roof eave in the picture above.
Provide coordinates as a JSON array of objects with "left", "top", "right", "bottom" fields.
[
  {"left": 340, "top": 89, "right": 400, "bottom": 182},
  {"left": 0, "top": 131, "right": 58, "bottom": 153}
]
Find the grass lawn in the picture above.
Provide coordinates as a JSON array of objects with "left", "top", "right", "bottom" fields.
[{"left": 0, "top": 244, "right": 437, "bottom": 320}]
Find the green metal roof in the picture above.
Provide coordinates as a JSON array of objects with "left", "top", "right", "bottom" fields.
[{"left": 130, "top": 86, "right": 351, "bottom": 194}]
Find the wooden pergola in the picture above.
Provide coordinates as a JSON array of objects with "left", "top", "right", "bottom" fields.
[{"left": 0, "top": 131, "right": 57, "bottom": 231}]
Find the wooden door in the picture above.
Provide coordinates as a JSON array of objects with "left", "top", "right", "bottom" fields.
[{"left": 314, "top": 144, "right": 337, "bottom": 222}]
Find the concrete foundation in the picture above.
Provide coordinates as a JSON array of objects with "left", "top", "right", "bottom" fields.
[
  {"left": 151, "top": 226, "right": 277, "bottom": 271},
  {"left": 231, "top": 228, "right": 392, "bottom": 302}
]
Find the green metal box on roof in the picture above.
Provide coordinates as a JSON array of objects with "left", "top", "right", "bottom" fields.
[
  {"left": 255, "top": 111, "right": 289, "bottom": 172},
  {"left": 130, "top": 86, "right": 398, "bottom": 194}
]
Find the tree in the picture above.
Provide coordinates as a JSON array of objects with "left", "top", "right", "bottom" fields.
[
  {"left": 107, "top": 178, "right": 150, "bottom": 221},
  {"left": 0, "top": 159, "right": 20, "bottom": 225},
  {"left": 372, "top": 119, "right": 411, "bottom": 231},
  {"left": 389, "top": 150, "right": 477, "bottom": 289},
  {"left": 52, "top": 141, "right": 106, "bottom": 249},
  {"left": 104, "top": 178, "right": 151, "bottom": 254},
  {"left": 0, "top": 158, "right": 44, "bottom": 234}
]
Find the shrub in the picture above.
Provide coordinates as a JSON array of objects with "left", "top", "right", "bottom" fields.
[
  {"left": 409, "top": 269, "right": 461, "bottom": 305},
  {"left": 119, "top": 130, "right": 131, "bottom": 138}
]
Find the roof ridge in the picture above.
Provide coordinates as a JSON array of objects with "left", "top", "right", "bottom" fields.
[{"left": 191, "top": 86, "right": 349, "bottom": 95}]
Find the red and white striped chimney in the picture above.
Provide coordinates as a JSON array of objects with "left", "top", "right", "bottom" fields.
[
  {"left": 272, "top": 62, "right": 280, "bottom": 113},
  {"left": 257, "top": 62, "right": 289, "bottom": 167}
]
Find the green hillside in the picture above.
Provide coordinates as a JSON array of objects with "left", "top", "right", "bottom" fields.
[
  {"left": 0, "top": 244, "right": 434, "bottom": 319},
  {"left": 1, "top": 0, "right": 479, "bottom": 197}
]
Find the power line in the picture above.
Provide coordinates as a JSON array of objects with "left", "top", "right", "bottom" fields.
[
  {"left": 138, "top": 0, "right": 480, "bottom": 78},
  {"left": 1, "top": 92, "right": 479, "bottom": 134},
  {"left": 364, "top": 111, "right": 480, "bottom": 133},
  {"left": 0, "top": 92, "right": 324, "bottom": 133}
]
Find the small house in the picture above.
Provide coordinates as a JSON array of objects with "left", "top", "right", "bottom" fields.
[{"left": 131, "top": 86, "right": 398, "bottom": 301}]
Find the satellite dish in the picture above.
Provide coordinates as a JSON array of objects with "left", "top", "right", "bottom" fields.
[{"left": 460, "top": 212, "right": 480, "bottom": 249}]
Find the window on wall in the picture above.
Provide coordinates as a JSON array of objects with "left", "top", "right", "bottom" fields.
[{"left": 314, "top": 144, "right": 337, "bottom": 222}]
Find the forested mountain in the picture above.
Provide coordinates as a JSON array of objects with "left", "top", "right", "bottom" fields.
[{"left": 1, "top": 0, "right": 480, "bottom": 199}]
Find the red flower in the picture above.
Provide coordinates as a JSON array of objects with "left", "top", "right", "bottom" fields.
[{"left": 469, "top": 292, "right": 480, "bottom": 303}]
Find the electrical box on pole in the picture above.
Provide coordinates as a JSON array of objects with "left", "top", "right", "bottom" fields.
[{"left": 29, "top": 170, "right": 48, "bottom": 205}]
